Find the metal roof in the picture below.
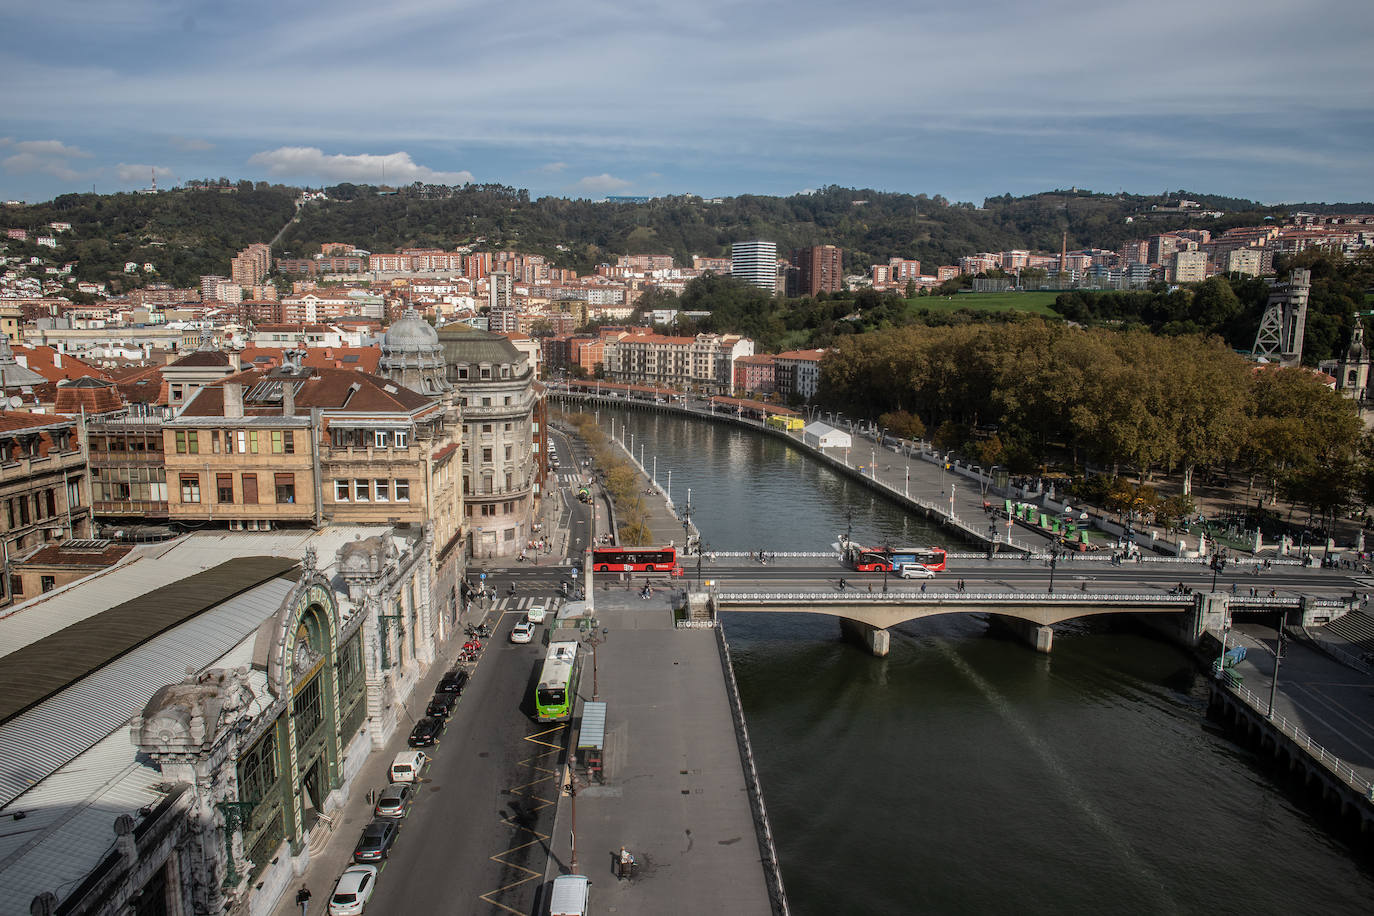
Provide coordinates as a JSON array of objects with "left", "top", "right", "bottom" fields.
[
  {"left": 578, "top": 701, "right": 606, "bottom": 751},
  {"left": 0, "top": 557, "right": 299, "bottom": 726},
  {"left": 0, "top": 575, "right": 296, "bottom": 811}
]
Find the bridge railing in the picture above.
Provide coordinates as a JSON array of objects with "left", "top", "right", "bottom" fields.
[
  {"left": 1222, "top": 678, "right": 1374, "bottom": 802},
  {"left": 713, "top": 591, "right": 1197, "bottom": 605}
]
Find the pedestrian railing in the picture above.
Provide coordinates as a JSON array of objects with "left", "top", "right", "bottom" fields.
[
  {"left": 714, "top": 591, "right": 1196, "bottom": 605},
  {"left": 1221, "top": 679, "right": 1374, "bottom": 802}
]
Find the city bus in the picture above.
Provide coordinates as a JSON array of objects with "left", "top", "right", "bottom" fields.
[
  {"left": 590, "top": 545, "right": 679, "bottom": 573},
  {"left": 534, "top": 640, "right": 581, "bottom": 722},
  {"left": 846, "top": 545, "right": 947, "bottom": 573}
]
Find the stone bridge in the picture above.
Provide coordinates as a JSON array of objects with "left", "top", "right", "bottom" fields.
[{"left": 697, "top": 590, "right": 1350, "bottom": 656}]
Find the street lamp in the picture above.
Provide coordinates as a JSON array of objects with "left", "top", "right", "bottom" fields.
[
  {"left": 1267, "top": 610, "right": 1286, "bottom": 719},
  {"left": 1210, "top": 552, "right": 1227, "bottom": 592}
]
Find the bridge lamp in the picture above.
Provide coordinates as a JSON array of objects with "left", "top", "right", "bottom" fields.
[
  {"left": 1048, "top": 552, "right": 1057, "bottom": 593},
  {"left": 1210, "top": 553, "right": 1227, "bottom": 592}
]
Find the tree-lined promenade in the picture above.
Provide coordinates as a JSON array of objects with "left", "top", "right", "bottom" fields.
[{"left": 817, "top": 319, "right": 1368, "bottom": 532}]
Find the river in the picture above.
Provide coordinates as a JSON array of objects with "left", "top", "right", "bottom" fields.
[{"left": 585, "top": 406, "right": 1374, "bottom": 914}]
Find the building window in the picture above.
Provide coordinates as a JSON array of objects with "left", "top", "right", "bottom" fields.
[
  {"left": 374, "top": 479, "right": 390, "bottom": 502},
  {"left": 374, "top": 430, "right": 390, "bottom": 448},
  {"left": 482, "top": 447, "right": 492, "bottom": 462},
  {"left": 180, "top": 474, "right": 201, "bottom": 503},
  {"left": 395, "top": 479, "right": 410, "bottom": 502},
  {"left": 237, "top": 430, "right": 247, "bottom": 453},
  {"left": 292, "top": 675, "right": 323, "bottom": 741},
  {"left": 462, "top": 448, "right": 469, "bottom": 463},
  {"left": 40, "top": 575, "right": 55, "bottom": 593},
  {"left": 462, "top": 475, "right": 469, "bottom": 495},
  {"left": 44, "top": 489, "right": 56, "bottom": 517},
  {"left": 249, "top": 430, "right": 259, "bottom": 453},
  {"left": 242, "top": 474, "right": 258, "bottom": 504},
  {"left": 457, "top": 367, "right": 469, "bottom": 379},
  {"left": 67, "top": 479, "right": 81, "bottom": 508},
  {"left": 217, "top": 474, "right": 234, "bottom": 503},
  {"left": 482, "top": 424, "right": 492, "bottom": 434},
  {"left": 354, "top": 479, "right": 370, "bottom": 502},
  {"left": 504, "top": 396, "right": 512, "bottom": 405},
  {"left": 271, "top": 430, "right": 294, "bottom": 454},
  {"left": 175, "top": 430, "right": 199, "bottom": 454},
  {"left": 8, "top": 574, "right": 20, "bottom": 597},
  {"left": 394, "top": 430, "right": 408, "bottom": 448},
  {"left": 274, "top": 473, "right": 296, "bottom": 504},
  {"left": 334, "top": 480, "right": 350, "bottom": 502},
  {"left": 504, "top": 422, "right": 512, "bottom": 432},
  {"left": 482, "top": 397, "right": 491, "bottom": 407},
  {"left": 504, "top": 445, "right": 512, "bottom": 460}
]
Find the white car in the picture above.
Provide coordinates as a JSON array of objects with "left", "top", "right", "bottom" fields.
[
  {"left": 897, "top": 563, "right": 936, "bottom": 579},
  {"left": 329, "top": 865, "right": 378, "bottom": 915},
  {"left": 510, "top": 621, "right": 535, "bottom": 644},
  {"left": 525, "top": 604, "right": 547, "bottom": 624}
]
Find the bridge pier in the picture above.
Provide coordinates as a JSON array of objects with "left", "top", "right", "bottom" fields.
[
  {"left": 838, "top": 618, "right": 890, "bottom": 657},
  {"left": 991, "top": 615, "right": 1054, "bottom": 653}
]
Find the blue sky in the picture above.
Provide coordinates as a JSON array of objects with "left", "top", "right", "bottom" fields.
[{"left": 2, "top": 0, "right": 1372, "bottom": 204}]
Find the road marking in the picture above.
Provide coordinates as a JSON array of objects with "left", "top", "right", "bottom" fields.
[{"left": 474, "top": 723, "right": 565, "bottom": 913}]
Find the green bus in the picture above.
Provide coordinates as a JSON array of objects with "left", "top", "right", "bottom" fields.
[{"left": 535, "top": 639, "right": 581, "bottom": 722}]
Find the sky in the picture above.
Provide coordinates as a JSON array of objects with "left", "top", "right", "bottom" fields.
[{"left": 2, "top": 0, "right": 1373, "bottom": 205}]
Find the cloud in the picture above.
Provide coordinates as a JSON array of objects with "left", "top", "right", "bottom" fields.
[
  {"left": 537, "top": 161, "right": 568, "bottom": 174},
  {"left": 115, "top": 163, "right": 175, "bottom": 184},
  {"left": 571, "top": 173, "right": 632, "bottom": 194},
  {"left": 170, "top": 136, "right": 213, "bottom": 152},
  {"left": 0, "top": 138, "right": 94, "bottom": 181},
  {"left": 246, "top": 146, "right": 473, "bottom": 185}
]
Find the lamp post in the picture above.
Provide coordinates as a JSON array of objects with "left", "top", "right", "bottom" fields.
[
  {"left": 1210, "top": 552, "right": 1227, "bottom": 592},
  {"left": 1267, "top": 611, "right": 1285, "bottom": 719},
  {"left": 870, "top": 448, "right": 875, "bottom": 478},
  {"left": 1047, "top": 550, "right": 1058, "bottom": 593},
  {"left": 949, "top": 483, "right": 956, "bottom": 521},
  {"left": 905, "top": 465, "right": 909, "bottom": 498},
  {"left": 667, "top": 469, "right": 672, "bottom": 504},
  {"left": 682, "top": 489, "right": 693, "bottom": 556}
]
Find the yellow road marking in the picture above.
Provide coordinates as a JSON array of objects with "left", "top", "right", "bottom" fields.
[{"left": 475, "top": 723, "right": 566, "bottom": 912}]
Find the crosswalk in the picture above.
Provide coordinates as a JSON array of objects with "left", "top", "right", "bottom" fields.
[{"left": 482, "top": 596, "right": 566, "bottom": 616}]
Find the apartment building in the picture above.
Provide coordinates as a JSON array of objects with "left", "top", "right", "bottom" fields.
[
  {"left": 602, "top": 332, "right": 753, "bottom": 394},
  {"left": 0, "top": 410, "right": 93, "bottom": 606},
  {"left": 733, "top": 353, "right": 776, "bottom": 395},
  {"left": 230, "top": 243, "right": 272, "bottom": 287},
  {"left": 774, "top": 349, "right": 825, "bottom": 401},
  {"left": 790, "top": 245, "right": 844, "bottom": 296},
  {"left": 731, "top": 240, "right": 778, "bottom": 292},
  {"left": 1173, "top": 249, "right": 1209, "bottom": 283},
  {"left": 438, "top": 326, "right": 540, "bottom": 559}
]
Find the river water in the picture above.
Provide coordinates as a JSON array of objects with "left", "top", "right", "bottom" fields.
[{"left": 586, "top": 407, "right": 1374, "bottom": 914}]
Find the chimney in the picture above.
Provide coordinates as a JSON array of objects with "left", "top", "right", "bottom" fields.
[
  {"left": 282, "top": 382, "right": 295, "bottom": 417},
  {"left": 229, "top": 351, "right": 241, "bottom": 371},
  {"left": 53, "top": 352, "right": 62, "bottom": 369},
  {"left": 224, "top": 382, "right": 244, "bottom": 419}
]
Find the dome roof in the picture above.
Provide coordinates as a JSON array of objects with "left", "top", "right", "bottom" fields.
[{"left": 383, "top": 308, "right": 440, "bottom": 351}]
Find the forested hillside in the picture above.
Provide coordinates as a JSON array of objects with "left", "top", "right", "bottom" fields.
[
  {"left": 279, "top": 185, "right": 1307, "bottom": 274},
  {"left": 3, "top": 186, "right": 297, "bottom": 291}
]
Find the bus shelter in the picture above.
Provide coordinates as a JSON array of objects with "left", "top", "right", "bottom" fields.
[{"left": 578, "top": 701, "right": 606, "bottom": 783}]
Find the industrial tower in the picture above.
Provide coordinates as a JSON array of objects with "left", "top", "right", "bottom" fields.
[{"left": 1252, "top": 268, "right": 1311, "bottom": 366}]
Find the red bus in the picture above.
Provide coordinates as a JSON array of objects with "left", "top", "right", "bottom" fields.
[
  {"left": 591, "top": 546, "right": 680, "bottom": 573},
  {"left": 846, "top": 545, "right": 947, "bottom": 573}
]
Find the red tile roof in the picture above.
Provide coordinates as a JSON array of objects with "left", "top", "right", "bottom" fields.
[{"left": 10, "top": 345, "right": 108, "bottom": 383}]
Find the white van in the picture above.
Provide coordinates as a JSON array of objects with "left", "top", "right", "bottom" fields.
[
  {"left": 897, "top": 563, "right": 935, "bottom": 579},
  {"left": 389, "top": 750, "right": 428, "bottom": 783},
  {"left": 549, "top": 874, "right": 589, "bottom": 916}
]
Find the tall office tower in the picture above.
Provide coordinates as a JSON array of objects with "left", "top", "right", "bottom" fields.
[
  {"left": 731, "top": 240, "right": 778, "bottom": 292},
  {"left": 791, "top": 245, "right": 844, "bottom": 296}
]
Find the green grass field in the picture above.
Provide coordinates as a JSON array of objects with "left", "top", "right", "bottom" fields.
[{"left": 904, "top": 291, "right": 1063, "bottom": 316}]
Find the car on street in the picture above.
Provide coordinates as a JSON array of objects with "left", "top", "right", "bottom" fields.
[
  {"left": 408, "top": 717, "right": 442, "bottom": 747},
  {"left": 897, "top": 563, "right": 936, "bottom": 579},
  {"left": 510, "top": 621, "right": 535, "bottom": 644},
  {"left": 373, "top": 782, "right": 414, "bottom": 818},
  {"left": 352, "top": 819, "right": 399, "bottom": 863},
  {"left": 525, "top": 604, "right": 547, "bottom": 624},
  {"left": 388, "top": 750, "right": 427, "bottom": 783},
  {"left": 328, "top": 864, "right": 378, "bottom": 915},
  {"left": 438, "top": 669, "right": 469, "bottom": 693},
  {"left": 427, "top": 692, "right": 457, "bottom": 718}
]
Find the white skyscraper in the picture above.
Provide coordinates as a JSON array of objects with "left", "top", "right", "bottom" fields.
[{"left": 731, "top": 240, "right": 778, "bottom": 292}]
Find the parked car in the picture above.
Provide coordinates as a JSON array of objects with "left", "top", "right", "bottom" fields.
[
  {"left": 328, "top": 864, "right": 378, "bottom": 915},
  {"left": 409, "top": 717, "right": 442, "bottom": 747},
  {"left": 525, "top": 604, "right": 548, "bottom": 624},
  {"left": 438, "top": 669, "right": 469, "bottom": 693},
  {"left": 373, "top": 782, "right": 414, "bottom": 819},
  {"left": 352, "top": 819, "right": 399, "bottom": 863},
  {"left": 427, "top": 692, "right": 457, "bottom": 718},
  {"left": 897, "top": 563, "right": 936, "bottom": 579},
  {"left": 388, "top": 750, "right": 427, "bottom": 783},
  {"left": 510, "top": 621, "right": 535, "bottom": 644}
]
